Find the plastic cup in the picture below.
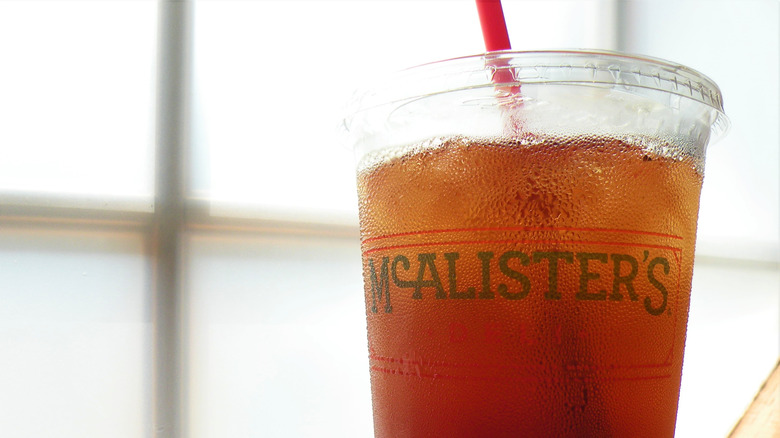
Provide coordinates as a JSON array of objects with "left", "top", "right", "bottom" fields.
[{"left": 343, "top": 50, "right": 728, "bottom": 437}]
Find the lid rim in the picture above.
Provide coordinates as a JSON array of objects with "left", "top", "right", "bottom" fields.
[{"left": 348, "top": 49, "right": 727, "bottom": 117}]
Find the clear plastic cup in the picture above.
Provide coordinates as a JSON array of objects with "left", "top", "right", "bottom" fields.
[{"left": 344, "top": 50, "right": 728, "bottom": 437}]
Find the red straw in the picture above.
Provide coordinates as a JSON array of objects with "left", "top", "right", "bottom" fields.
[
  {"left": 476, "top": 0, "right": 517, "bottom": 94},
  {"left": 476, "top": 0, "right": 521, "bottom": 132},
  {"left": 476, "top": 0, "right": 511, "bottom": 51}
]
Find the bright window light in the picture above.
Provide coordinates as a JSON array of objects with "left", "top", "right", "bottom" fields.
[{"left": 0, "top": 1, "right": 156, "bottom": 199}]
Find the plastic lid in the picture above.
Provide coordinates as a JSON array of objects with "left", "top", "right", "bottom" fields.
[{"left": 346, "top": 50, "right": 729, "bottom": 142}]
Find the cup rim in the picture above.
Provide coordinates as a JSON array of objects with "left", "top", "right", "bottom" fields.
[{"left": 346, "top": 49, "right": 729, "bottom": 141}]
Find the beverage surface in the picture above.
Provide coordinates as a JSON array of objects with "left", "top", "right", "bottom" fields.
[{"left": 357, "top": 135, "right": 703, "bottom": 438}]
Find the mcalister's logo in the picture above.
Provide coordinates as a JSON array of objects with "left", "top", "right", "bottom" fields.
[{"left": 366, "top": 249, "right": 675, "bottom": 317}]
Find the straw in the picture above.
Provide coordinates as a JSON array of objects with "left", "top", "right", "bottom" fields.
[
  {"left": 476, "top": 0, "right": 521, "bottom": 132},
  {"left": 476, "top": 0, "right": 518, "bottom": 96},
  {"left": 476, "top": 0, "right": 511, "bottom": 51}
]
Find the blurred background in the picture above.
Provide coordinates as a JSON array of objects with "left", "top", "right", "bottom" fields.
[{"left": 0, "top": 1, "right": 776, "bottom": 437}]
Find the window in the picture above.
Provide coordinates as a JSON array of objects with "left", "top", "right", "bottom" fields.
[
  {"left": 0, "top": 1, "right": 155, "bottom": 436},
  {"left": 0, "top": 1, "right": 776, "bottom": 437}
]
